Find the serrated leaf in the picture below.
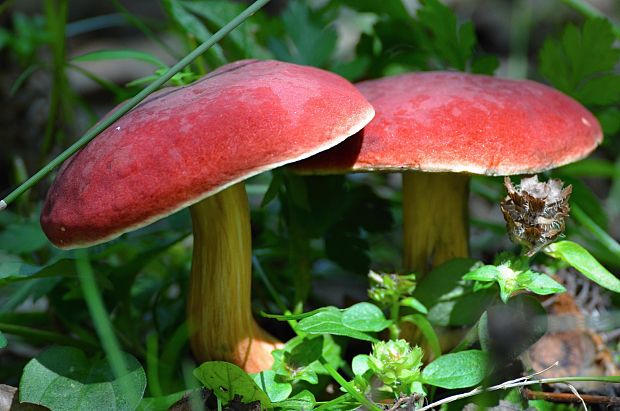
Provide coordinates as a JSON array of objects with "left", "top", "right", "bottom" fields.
[
  {"left": 193, "top": 361, "right": 271, "bottom": 408},
  {"left": 268, "top": 0, "right": 337, "bottom": 67},
  {"left": 545, "top": 240, "right": 620, "bottom": 293},
  {"left": 296, "top": 307, "right": 378, "bottom": 341},
  {"left": 417, "top": 0, "right": 475, "bottom": 71},
  {"left": 19, "top": 346, "right": 146, "bottom": 411},
  {"left": 251, "top": 370, "right": 291, "bottom": 403},
  {"left": 539, "top": 18, "right": 620, "bottom": 105},
  {"left": 422, "top": 350, "right": 489, "bottom": 389},
  {"left": 341, "top": 302, "right": 391, "bottom": 332}
]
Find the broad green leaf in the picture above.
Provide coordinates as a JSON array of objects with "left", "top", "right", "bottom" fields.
[
  {"left": 287, "top": 336, "right": 324, "bottom": 368},
  {"left": 422, "top": 350, "right": 489, "bottom": 389},
  {"left": 71, "top": 49, "right": 168, "bottom": 68},
  {"left": 516, "top": 271, "right": 566, "bottom": 295},
  {"left": 0, "top": 331, "right": 6, "bottom": 349},
  {"left": 341, "top": 302, "right": 391, "bottom": 332},
  {"left": 297, "top": 307, "right": 378, "bottom": 342},
  {"left": 0, "top": 222, "right": 47, "bottom": 253},
  {"left": 19, "top": 346, "right": 146, "bottom": 411},
  {"left": 0, "top": 258, "right": 77, "bottom": 286},
  {"left": 252, "top": 370, "right": 291, "bottom": 403},
  {"left": 463, "top": 265, "right": 500, "bottom": 282},
  {"left": 273, "top": 390, "right": 315, "bottom": 411},
  {"left": 545, "top": 241, "right": 620, "bottom": 293},
  {"left": 400, "top": 297, "right": 428, "bottom": 314},
  {"left": 193, "top": 361, "right": 271, "bottom": 408}
]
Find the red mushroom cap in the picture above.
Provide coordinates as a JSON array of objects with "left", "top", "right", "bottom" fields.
[
  {"left": 292, "top": 71, "right": 602, "bottom": 175},
  {"left": 41, "top": 60, "right": 374, "bottom": 248}
]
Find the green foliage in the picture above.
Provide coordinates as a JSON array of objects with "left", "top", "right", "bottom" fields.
[
  {"left": 421, "top": 350, "right": 489, "bottom": 389},
  {"left": 464, "top": 256, "right": 566, "bottom": 303},
  {"left": 20, "top": 346, "right": 146, "bottom": 411},
  {"left": 416, "top": 0, "right": 498, "bottom": 73},
  {"left": 193, "top": 361, "right": 271, "bottom": 408},
  {"left": 0, "top": 330, "right": 6, "bottom": 349},
  {"left": 539, "top": 18, "right": 620, "bottom": 106},
  {"left": 368, "top": 340, "right": 423, "bottom": 395},
  {"left": 545, "top": 240, "right": 620, "bottom": 292}
]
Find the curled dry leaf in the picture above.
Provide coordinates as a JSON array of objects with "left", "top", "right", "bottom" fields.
[{"left": 500, "top": 176, "right": 572, "bottom": 256}]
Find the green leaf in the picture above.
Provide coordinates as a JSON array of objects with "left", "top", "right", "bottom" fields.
[
  {"left": 545, "top": 240, "right": 620, "bottom": 293},
  {"left": 0, "top": 258, "right": 77, "bottom": 286},
  {"left": 193, "top": 361, "right": 271, "bottom": 408},
  {"left": 351, "top": 354, "right": 371, "bottom": 376},
  {"left": 539, "top": 18, "right": 620, "bottom": 105},
  {"left": 417, "top": 0, "right": 475, "bottom": 71},
  {"left": 71, "top": 49, "right": 168, "bottom": 68},
  {"left": 0, "top": 330, "right": 6, "bottom": 349},
  {"left": 286, "top": 336, "right": 324, "bottom": 368},
  {"left": 516, "top": 271, "right": 566, "bottom": 295},
  {"left": 297, "top": 307, "right": 378, "bottom": 342},
  {"left": 251, "top": 370, "right": 292, "bottom": 403},
  {"left": 341, "top": 303, "right": 391, "bottom": 332},
  {"left": 422, "top": 350, "right": 489, "bottom": 389},
  {"left": 401, "top": 314, "right": 441, "bottom": 360},
  {"left": 0, "top": 221, "right": 48, "bottom": 253},
  {"left": 273, "top": 390, "right": 315, "bottom": 411},
  {"left": 268, "top": 0, "right": 337, "bottom": 67},
  {"left": 19, "top": 346, "right": 146, "bottom": 411},
  {"left": 463, "top": 265, "right": 500, "bottom": 282},
  {"left": 400, "top": 297, "right": 428, "bottom": 314}
]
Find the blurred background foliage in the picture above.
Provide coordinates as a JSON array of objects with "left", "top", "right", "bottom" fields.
[{"left": 1, "top": 0, "right": 620, "bottom": 407}]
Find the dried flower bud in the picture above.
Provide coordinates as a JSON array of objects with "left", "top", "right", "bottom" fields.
[{"left": 500, "top": 175, "right": 571, "bottom": 256}]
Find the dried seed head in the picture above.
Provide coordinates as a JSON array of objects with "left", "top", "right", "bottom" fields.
[{"left": 500, "top": 175, "right": 572, "bottom": 256}]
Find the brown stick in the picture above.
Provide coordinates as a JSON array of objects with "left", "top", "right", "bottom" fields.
[{"left": 522, "top": 388, "right": 620, "bottom": 405}]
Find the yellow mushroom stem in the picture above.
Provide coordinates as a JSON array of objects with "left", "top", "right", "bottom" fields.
[
  {"left": 187, "top": 182, "right": 281, "bottom": 373},
  {"left": 402, "top": 172, "right": 470, "bottom": 276}
]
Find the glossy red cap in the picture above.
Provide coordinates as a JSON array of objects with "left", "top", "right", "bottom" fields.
[
  {"left": 41, "top": 60, "right": 374, "bottom": 248},
  {"left": 292, "top": 71, "right": 602, "bottom": 175}
]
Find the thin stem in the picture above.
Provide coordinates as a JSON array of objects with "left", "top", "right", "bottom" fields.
[
  {"left": 561, "top": 0, "right": 620, "bottom": 38},
  {"left": 389, "top": 301, "right": 400, "bottom": 340},
  {"left": 572, "top": 203, "right": 620, "bottom": 256},
  {"left": 0, "top": 322, "right": 96, "bottom": 350},
  {"left": 319, "top": 356, "right": 382, "bottom": 411},
  {"left": 0, "top": 0, "right": 271, "bottom": 209},
  {"left": 41, "top": 0, "right": 69, "bottom": 161},
  {"left": 76, "top": 249, "right": 138, "bottom": 404},
  {"left": 416, "top": 372, "right": 620, "bottom": 411}
]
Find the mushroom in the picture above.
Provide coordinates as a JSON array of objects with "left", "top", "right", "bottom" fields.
[
  {"left": 40, "top": 60, "right": 375, "bottom": 372},
  {"left": 293, "top": 71, "right": 602, "bottom": 275}
]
